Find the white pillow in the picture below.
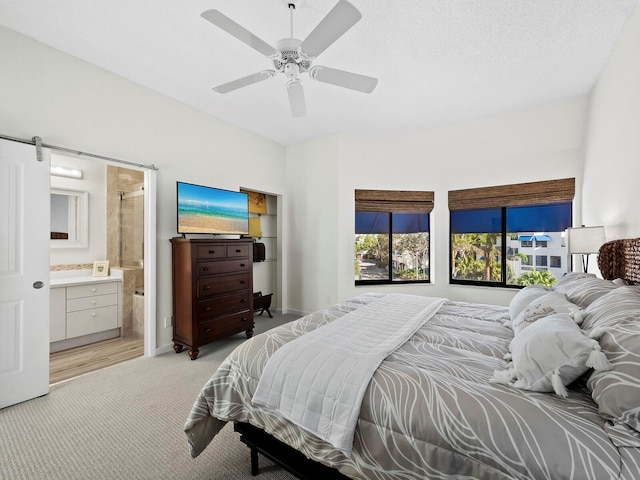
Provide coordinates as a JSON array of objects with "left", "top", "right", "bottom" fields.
[
  {"left": 508, "top": 285, "right": 550, "bottom": 321},
  {"left": 511, "top": 292, "right": 579, "bottom": 335},
  {"left": 492, "top": 313, "right": 612, "bottom": 397}
]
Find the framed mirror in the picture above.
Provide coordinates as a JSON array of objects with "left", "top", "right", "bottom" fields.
[{"left": 50, "top": 188, "right": 88, "bottom": 248}]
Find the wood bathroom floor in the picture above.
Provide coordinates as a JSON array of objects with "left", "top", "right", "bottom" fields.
[{"left": 50, "top": 335, "right": 144, "bottom": 385}]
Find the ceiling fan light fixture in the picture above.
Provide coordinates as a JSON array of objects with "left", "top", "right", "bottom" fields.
[{"left": 203, "top": 0, "right": 377, "bottom": 117}]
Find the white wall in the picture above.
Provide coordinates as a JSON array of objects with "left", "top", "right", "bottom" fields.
[
  {"left": 0, "top": 26, "right": 287, "bottom": 351},
  {"left": 287, "top": 96, "right": 589, "bottom": 313},
  {"left": 583, "top": 5, "right": 640, "bottom": 240},
  {"left": 285, "top": 137, "right": 340, "bottom": 315}
]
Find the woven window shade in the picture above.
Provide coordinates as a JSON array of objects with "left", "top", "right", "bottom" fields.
[
  {"left": 355, "top": 189, "right": 434, "bottom": 213},
  {"left": 448, "top": 178, "right": 575, "bottom": 211}
]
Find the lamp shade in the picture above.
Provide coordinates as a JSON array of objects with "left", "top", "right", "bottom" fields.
[{"left": 567, "top": 226, "right": 606, "bottom": 254}]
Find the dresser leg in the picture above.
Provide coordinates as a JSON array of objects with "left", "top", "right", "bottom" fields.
[
  {"left": 246, "top": 328, "right": 254, "bottom": 339},
  {"left": 188, "top": 349, "right": 199, "bottom": 360},
  {"left": 173, "top": 344, "right": 184, "bottom": 354}
]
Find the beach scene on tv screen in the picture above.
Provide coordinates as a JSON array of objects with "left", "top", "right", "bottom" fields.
[{"left": 178, "top": 183, "right": 248, "bottom": 234}]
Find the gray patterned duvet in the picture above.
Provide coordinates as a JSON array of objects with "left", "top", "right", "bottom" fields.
[{"left": 185, "top": 293, "right": 640, "bottom": 479}]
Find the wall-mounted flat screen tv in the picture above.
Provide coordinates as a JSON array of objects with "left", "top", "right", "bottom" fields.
[{"left": 177, "top": 182, "right": 249, "bottom": 235}]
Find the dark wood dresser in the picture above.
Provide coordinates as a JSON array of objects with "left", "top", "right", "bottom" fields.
[{"left": 170, "top": 237, "right": 254, "bottom": 360}]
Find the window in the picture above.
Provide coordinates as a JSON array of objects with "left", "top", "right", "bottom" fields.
[
  {"left": 355, "top": 189, "right": 433, "bottom": 284},
  {"left": 449, "top": 178, "right": 574, "bottom": 288},
  {"left": 550, "top": 256, "right": 562, "bottom": 268}
]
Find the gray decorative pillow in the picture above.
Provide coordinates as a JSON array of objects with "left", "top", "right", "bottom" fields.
[
  {"left": 508, "top": 284, "right": 550, "bottom": 321},
  {"left": 553, "top": 274, "right": 618, "bottom": 308},
  {"left": 582, "top": 287, "right": 640, "bottom": 433},
  {"left": 511, "top": 292, "right": 580, "bottom": 335}
]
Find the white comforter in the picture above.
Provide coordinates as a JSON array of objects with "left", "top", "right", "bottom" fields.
[{"left": 251, "top": 293, "right": 447, "bottom": 456}]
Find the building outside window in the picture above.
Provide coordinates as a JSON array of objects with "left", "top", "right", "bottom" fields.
[
  {"left": 355, "top": 189, "right": 433, "bottom": 284},
  {"left": 449, "top": 178, "right": 574, "bottom": 288}
]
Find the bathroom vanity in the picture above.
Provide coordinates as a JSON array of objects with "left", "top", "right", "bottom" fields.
[{"left": 50, "top": 272, "right": 122, "bottom": 352}]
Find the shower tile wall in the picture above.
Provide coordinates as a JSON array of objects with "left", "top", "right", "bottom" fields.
[{"left": 106, "top": 165, "right": 144, "bottom": 337}]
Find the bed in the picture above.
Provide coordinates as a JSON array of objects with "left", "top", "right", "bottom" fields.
[{"left": 185, "top": 238, "right": 640, "bottom": 479}]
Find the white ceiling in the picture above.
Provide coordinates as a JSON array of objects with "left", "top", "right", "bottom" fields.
[{"left": 1, "top": 0, "right": 638, "bottom": 145}]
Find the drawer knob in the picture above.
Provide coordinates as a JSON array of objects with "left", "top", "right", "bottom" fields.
[
  {"left": 240, "top": 263, "right": 246, "bottom": 267},
  {"left": 204, "top": 328, "right": 211, "bottom": 333},
  {"left": 203, "top": 266, "right": 209, "bottom": 271},
  {"left": 241, "top": 299, "right": 247, "bottom": 303},
  {"left": 203, "top": 285, "right": 210, "bottom": 290},
  {"left": 92, "top": 300, "right": 97, "bottom": 304},
  {"left": 241, "top": 317, "right": 247, "bottom": 322},
  {"left": 240, "top": 280, "right": 246, "bottom": 284},
  {"left": 204, "top": 307, "right": 211, "bottom": 312},
  {"left": 91, "top": 288, "right": 97, "bottom": 292},
  {"left": 91, "top": 312, "right": 96, "bottom": 317},
  {"left": 209, "top": 250, "right": 216, "bottom": 254},
  {"left": 236, "top": 249, "right": 241, "bottom": 253}
]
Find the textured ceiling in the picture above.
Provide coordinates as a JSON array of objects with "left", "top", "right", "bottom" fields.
[{"left": 0, "top": 0, "right": 638, "bottom": 145}]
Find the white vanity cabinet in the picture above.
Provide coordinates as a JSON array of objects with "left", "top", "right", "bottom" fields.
[
  {"left": 50, "top": 287, "right": 66, "bottom": 343},
  {"left": 50, "top": 277, "right": 122, "bottom": 352}
]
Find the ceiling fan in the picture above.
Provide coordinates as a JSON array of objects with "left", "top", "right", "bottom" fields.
[{"left": 201, "top": 0, "right": 378, "bottom": 117}]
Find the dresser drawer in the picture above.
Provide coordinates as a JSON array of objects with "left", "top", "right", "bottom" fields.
[
  {"left": 197, "top": 245, "right": 226, "bottom": 259},
  {"left": 198, "top": 292, "right": 251, "bottom": 320},
  {"left": 67, "top": 293, "right": 118, "bottom": 313},
  {"left": 226, "top": 244, "right": 249, "bottom": 258},
  {"left": 198, "top": 259, "right": 250, "bottom": 277},
  {"left": 197, "top": 312, "right": 252, "bottom": 342},
  {"left": 66, "top": 305, "right": 118, "bottom": 338},
  {"left": 198, "top": 273, "right": 250, "bottom": 297},
  {"left": 67, "top": 282, "right": 118, "bottom": 299}
]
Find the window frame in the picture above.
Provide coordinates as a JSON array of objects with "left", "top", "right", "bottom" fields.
[
  {"left": 448, "top": 178, "right": 574, "bottom": 289},
  {"left": 355, "top": 189, "right": 433, "bottom": 286}
]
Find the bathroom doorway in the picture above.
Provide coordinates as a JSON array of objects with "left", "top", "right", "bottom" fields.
[{"left": 49, "top": 157, "right": 152, "bottom": 383}]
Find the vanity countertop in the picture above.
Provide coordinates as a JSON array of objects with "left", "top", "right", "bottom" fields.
[{"left": 50, "top": 269, "right": 123, "bottom": 287}]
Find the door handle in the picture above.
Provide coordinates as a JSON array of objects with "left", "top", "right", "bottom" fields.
[{"left": 33, "top": 281, "right": 44, "bottom": 289}]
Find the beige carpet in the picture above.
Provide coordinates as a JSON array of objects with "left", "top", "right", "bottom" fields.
[{"left": 1, "top": 314, "right": 300, "bottom": 480}]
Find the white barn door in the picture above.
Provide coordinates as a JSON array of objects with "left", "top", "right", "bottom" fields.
[{"left": 0, "top": 138, "right": 50, "bottom": 409}]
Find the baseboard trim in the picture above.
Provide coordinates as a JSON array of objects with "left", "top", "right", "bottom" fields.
[{"left": 155, "top": 343, "right": 174, "bottom": 356}]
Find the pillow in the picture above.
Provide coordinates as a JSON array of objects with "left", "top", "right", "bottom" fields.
[
  {"left": 579, "top": 286, "right": 640, "bottom": 333},
  {"left": 554, "top": 271, "right": 596, "bottom": 287},
  {"left": 553, "top": 274, "right": 618, "bottom": 308},
  {"left": 492, "top": 313, "right": 612, "bottom": 397},
  {"left": 580, "top": 287, "right": 640, "bottom": 433},
  {"left": 511, "top": 292, "right": 579, "bottom": 335},
  {"left": 508, "top": 285, "right": 550, "bottom": 321}
]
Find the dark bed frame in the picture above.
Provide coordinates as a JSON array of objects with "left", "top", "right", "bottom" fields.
[
  {"left": 234, "top": 422, "right": 350, "bottom": 479},
  {"left": 234, "top": 238, "right": 640, "bottom": 479}
]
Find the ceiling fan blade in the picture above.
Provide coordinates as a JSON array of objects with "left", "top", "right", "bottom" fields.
[
  {"left": 287, "top": 80, "right": 307, "bottom": 117},
  {"left": 201, "top": 10, "right": 277, "bottom": 57},
  {"left": 213, "top": 70, "right": 276, "bottom": 94},
  {"left": 309, "top": 66, "right": 378, "bottom": 93},
  {"left": 300, "top": 0, "right": 362, "bottom": 59}
]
